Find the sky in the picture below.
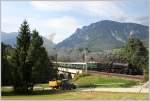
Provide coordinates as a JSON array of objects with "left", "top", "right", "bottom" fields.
[{"left": 1, "top": 0, "right": 149, "bottom": 44}]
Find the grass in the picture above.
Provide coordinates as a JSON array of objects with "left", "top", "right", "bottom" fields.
[
  {"left": 1, "top": 87, "right": 13, "bottom": 92},
  {"left": 1, "top": 90, "right": 148, "bottom": 100},
  {"left": 73, "top": 74, "right": 139, "bottom": 88},
  {"left": 35, "top": 83, "right": 49, "bottom": 88}
]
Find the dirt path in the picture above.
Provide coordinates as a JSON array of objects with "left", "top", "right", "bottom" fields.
[
  {"left": 77, "top": 87, "right": 148, "bottom": 93},
  {"left": 78, "top": 82, "right": 149, "bottom": 93}
]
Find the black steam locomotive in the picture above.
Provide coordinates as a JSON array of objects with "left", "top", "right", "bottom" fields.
[{"left": 87, "top": 62, "right": 143, "bottom": 75}]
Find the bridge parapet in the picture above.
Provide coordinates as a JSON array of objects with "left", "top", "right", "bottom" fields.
[{"left": 58, "top": 67, "right": 83, "bottom": 74}]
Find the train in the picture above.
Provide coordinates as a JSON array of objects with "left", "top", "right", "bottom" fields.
[
  {"left": 54, "top": 62, "right": 143, "bottom": 75},
  {"left": 87, "top": 62, "right": 143, "bottom": 75}
]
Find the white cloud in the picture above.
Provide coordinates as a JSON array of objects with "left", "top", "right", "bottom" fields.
[
  {"left": 30, "top": 1, "right": 149, "bottom": 23},
  {"left": 46, "top": 16, "right": 81, "bottom": 43},
  {"left": 47, "top": 16, "right": 80, "bottom": 31},
  {"left": 30, "top": 1, "right": 72, "bottom": 11},
  {"left": 81, "top": 1, "right": 125, "bottom": 19},
  {"left": 123, "top": 16, "right": 149, "bottom": 26},
  {"left": 31, "top": 1, "right": 148, "bottom": 26},
  {"left": 26, "top": 16, "right": 81, "bottom": 43},
  {"left": 30, "top": 1, "right": 126, "bottom": 19}
]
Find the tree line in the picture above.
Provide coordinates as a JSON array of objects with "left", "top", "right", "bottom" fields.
[{"left": 2, "top": 20, "right": 57, "bottom": 93}]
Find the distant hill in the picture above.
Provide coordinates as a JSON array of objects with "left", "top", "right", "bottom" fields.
[
  {"left": 56, "top": 20, "right": 149, "bottom": 51},
  {"left": 1, "top": 32, "right": 18, "bottom": 46},
  {"left": 1, "top": 32, "right": 55, "bottom": 51}
]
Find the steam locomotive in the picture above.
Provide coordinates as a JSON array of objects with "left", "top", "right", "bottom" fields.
[{"left": 87, "top": 62, "right": 143, "bottom": 75}]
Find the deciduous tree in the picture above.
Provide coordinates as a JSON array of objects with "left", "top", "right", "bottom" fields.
[{"left": 124, "top": 38, "right": 148, "bottom": 81}]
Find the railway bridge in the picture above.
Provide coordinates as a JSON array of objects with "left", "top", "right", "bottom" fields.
[
  {"left": 58, "top": 67, "right": 83, "bottom": 79},
  {"left": 55, "top": 62, "right": 87, "bottom": 79}
]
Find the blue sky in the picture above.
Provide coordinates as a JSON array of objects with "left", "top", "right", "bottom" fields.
[{"left": 2, "top": 0, "right": 149, "bottom": 43}]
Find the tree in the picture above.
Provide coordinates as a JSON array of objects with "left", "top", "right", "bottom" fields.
[
  {"left": 27, "top": 30, "right": 57, "bottom": 83},
  {"left": 124, "top": 38, "right": 148, "bottom": 81},
  {"left": 11, "top": 20, "right": 32, "bottom": 93},
  {"left": 1, "top": 43, "right": 13, "bottom": 86},
  {"left": 4, "top": 20, "right": 57, "bottom": 93}
]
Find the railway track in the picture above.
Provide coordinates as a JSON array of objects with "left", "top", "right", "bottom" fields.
[{"left": 88, "top": 70, "right": 144, "bottom": 81}]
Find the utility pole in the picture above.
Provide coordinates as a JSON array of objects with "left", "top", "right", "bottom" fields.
[
  {"left": 84, "top": 48, "right": 88, "bottom": 74},
  {"left": 56, "top": 49, "right": 58, "bottom": 68},
  {"left": 53, "top": 48, "right": 58, "bottom": 69}
]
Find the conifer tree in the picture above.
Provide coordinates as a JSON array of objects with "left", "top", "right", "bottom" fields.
[
  {"left": 27, "top": 30, "right": 57, "bottom": 83},
  {"left": 11, "top": 20, "right": 57, "bottom": 93},
  {"left": 1, "top": 43, "right": 13, "bottom": 86},
  {"left": 11, "top": 20, "right": 33, "bottom": 93}
]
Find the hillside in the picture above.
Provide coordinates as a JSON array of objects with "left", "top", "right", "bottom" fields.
[
  {"left": 1, "top": 32, "right": 18, "bottom": 46},
  {"left": 56, "top": 20, "right": 149, "bottom": 51}
]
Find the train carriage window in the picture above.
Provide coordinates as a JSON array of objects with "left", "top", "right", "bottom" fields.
[
  {"left": 76, "top": 64, "right": 79, "bottom": 69},
  {"left": 77, "top": 64, "right": 78, "bottom": 69},
  {"left": 81, "top": 64, "right": 83, "bottom": 69}
]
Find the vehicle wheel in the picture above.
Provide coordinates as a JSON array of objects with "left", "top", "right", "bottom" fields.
[
  {"left": 69, "top": 86, "right": 72, "bottom": 90},
  {"left": 55, "top": 86, "right": 59, "bottom": 89},
  {"left": 73, "top": 86, "right": 76, "bottom": 89}
]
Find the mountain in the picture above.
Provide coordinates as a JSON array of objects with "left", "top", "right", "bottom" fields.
[
  {"left": 56, "top": 20, "right": 149, "bottom": 51},
  {"left": 1, "top": 32, "right": 55, "bottom": 51},
  {"left": 1, "top": 32, "right": 18, "bottom": 46}
]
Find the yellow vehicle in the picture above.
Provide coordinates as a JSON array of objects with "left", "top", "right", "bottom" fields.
[
  {"left": 49, "top": 80, "right": 62, "bottom": 89},
  {"left": 49, "top": 79, "right": 76, "bottom": 90}
]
